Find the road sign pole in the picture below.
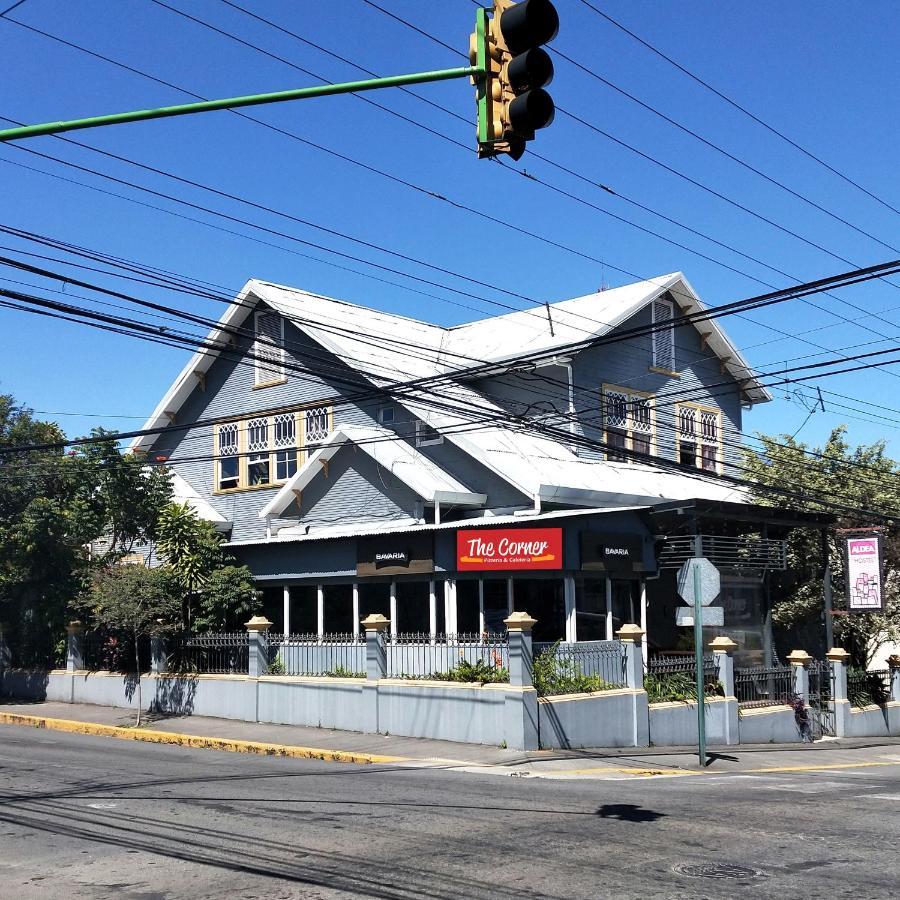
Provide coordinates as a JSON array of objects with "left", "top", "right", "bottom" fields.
[{"left": 693, "top": 564, "right": 707, "bottom": 767}]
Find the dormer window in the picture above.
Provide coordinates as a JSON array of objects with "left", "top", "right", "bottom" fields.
[
  {"left": 254, "top": 310, "right": 285, "bottom": 387},
  {"left": 651, "top": 297, "right": 674, "bottom": 371},
  {"left": 415, "top": 420, "right": 443, "bottom": 447}
]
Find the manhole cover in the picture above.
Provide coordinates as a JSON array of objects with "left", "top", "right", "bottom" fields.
[{"left": 674, "top": 863, "right": 763, "bottom": 880}]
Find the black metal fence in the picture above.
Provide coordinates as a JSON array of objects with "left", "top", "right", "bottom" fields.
[
  {"left": 848, "top": 668, "right": 891, "bottom": 708},
  {"left": 267, "top": 633, "right": 366, "bottom": 677},
  {"left": 386, "top": 632, "right": 509, "bottom": 680},
  {"left": 81, "top": 632, "right": 151, "bottom": 673},
  {"left": 174, "top": 633, "right": 249, "bottom": 675},
  {"left": 644, "top": 654, "right": 720, "bottom": 702},
  {"left": 533, "top": 640, "right": 626, "bottom": 687},
  {"left": 734, "top": 665, "right": 795, "bottom": 708}
]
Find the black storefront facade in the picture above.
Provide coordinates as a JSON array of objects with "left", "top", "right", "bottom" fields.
[{"left": 239, "top": 500, "right": 831, "bottom": 664}]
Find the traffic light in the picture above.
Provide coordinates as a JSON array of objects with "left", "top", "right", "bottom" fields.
[{"left": 470, "top": 0, "right": 559, "bottom": 160}]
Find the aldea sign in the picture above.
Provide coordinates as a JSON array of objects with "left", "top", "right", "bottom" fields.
[
  {"left": 845, "top": 534, "right": 884, "bottom": 611},
  {"left": 457, "top": 528, "right": 563, "bottom": 571}
]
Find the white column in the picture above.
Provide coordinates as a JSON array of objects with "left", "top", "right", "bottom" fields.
[
  {"left": 478, "top": 580, "right": 485, "bottom": 634},
  {"left": 605, "top": 578, "right": 613, "bottom": 641},
  {"left": 316, "top": 584, "right": 324, "bottom": 640},
  {"left": 445, "top": 579, "right": 457, "bottom": 634},
  {"left": 639, "top": 580, "right": 648, "bottom": 666},
  {"left": 282, "top": 584, "right": 291, "bottom": 637},
  {"left": 564, "top": 576, "right": 576, "bottom": 643},
  {"left": 506, "top": 577, "right": 514, "bottom": 614},
  {"left": 429, "top": 579, "right": 437, "bottom": 639},
  {"left": 352, "top": 582, "right": 360, "bottom": 637},
  {"left": 390, "top": 581, "right": 398, "bottom": 637}
]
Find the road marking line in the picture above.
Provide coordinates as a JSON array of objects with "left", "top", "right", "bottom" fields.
[
  {"left": 745, "top": 761, "right": 900, "bottom": 774},
  {"left": 0, "top": 713, "right": 406, "bottom": 765}
]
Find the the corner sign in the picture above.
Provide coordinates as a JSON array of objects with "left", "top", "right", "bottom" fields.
[
  {"left": 845, "top": 534, "right": 884, "bottom": 611},
  {"left": 457, "top": 528, "right": 563, "bottom": 571}
]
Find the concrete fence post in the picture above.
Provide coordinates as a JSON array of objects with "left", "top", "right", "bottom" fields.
[
  {"left": 361, "top": 614, "right": 389, "bottom": 680},
  {"left": 827, "top": 646, "right": 851, "bottom": 737},
  {"left": 502, "top": 611, "right": 539, "bottom": 751},
  {"left": 616, "top": 624, "right": 645, "bottom": 690},
  {"left": 709, "top": 636, "right": 739, "bottom": 746},
  {"left": 787, "top": 650, "right": 812, "bottom": 705},
  {"left": 245, "top": 615, "right": 272, "bottom": 678},
  {"left": 505, "top": 611, "right": 536, "bottom": 687},
  {"left": 65, "top": 621, "right": 85, "bottom": 672},
  {"left": 889, "top": 655, "right": 900, "bottom": 705},
  {"left": 709, "top": 636, "right": 737, "bottom": 697},
  {"left": 150, "top": 635, "right": 168, "bottom": 675}
]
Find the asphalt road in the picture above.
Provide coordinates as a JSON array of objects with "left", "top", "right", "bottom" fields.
[{"left": 1, "top": 725, "right": 899, "bottom": 899}]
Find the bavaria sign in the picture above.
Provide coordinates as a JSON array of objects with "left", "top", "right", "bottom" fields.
[
  {"left": 677, "top": 557, "right": 721, "bottom": 606},
  {"left": 457, "top": 528, "right": 563, "bottom": 571}
]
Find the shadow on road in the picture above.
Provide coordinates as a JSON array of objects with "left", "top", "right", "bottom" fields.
[{"left": 596, "top": 803, "right": 666, "bottom": 823}]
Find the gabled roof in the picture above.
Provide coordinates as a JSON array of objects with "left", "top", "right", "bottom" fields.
[
  {"left": 170, "top": 472, "right": 230, "bottom": 530},
  {"left": 258, "top": 424, "right": 486, "bottom": 519},
  {"left": 132, "top": 271, "right": 769, "bottom": 452}
]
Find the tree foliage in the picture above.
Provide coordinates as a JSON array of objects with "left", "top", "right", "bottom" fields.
[
  {"left": 0, "top": 396, "right": 172, "bottom": 664},
  {"left": 87, "top": 565, "right": 182, "bottom": 725},
  {"left": 745, "top": 426, "right": 900, "bottom": 664},
  {"left": 156, "top": 502, "right": 259, "bottom": 631}
]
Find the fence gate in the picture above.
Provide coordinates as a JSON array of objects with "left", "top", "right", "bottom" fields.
[{"left": 807, "top": 660, "right": 835, "bottom": 739}]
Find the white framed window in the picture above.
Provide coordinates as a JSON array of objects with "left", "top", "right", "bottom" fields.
[
  {"left": 216, "top": 423, "right": 240, "bottom": 490},
  {"left": 304, "top": 406, "right": 330, "bottom": 448},
  {"left": 415, "top": 420, "right": 443, "bottom": 447},
  {"left": 254, "top": 310, "right": 285, "bottom": 386},
  {"left": 677, "top": 404, "right": 721, "bottom": 473},
  {"left": 601, "top": 385, "right": 655, "bottom": 462},
  {"left": 273, "top": 412, "right": 298, "bottom": 481},
  {"left": 246, "top": 418, "right": 270, "bottom": 485},
  {"left": 651, "top": 298, "right": 674, "bottom": 371}
]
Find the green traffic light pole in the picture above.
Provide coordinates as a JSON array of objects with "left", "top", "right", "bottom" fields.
[{"left": 0, "top": 65, "right": 481, "bottom": 143}]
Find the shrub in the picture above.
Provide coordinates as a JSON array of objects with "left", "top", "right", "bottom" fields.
[
  {"left": 425, "top": 658, "right": 509, "bottom": 684},
  {"left": 267, "top": 658, "right": 285, "bottom": 676},
  {"left": 644, "top": 672, "right": 723, "bottom": 703},
  {"left": 533, "top": 641, "right": 614, "bottom": 697},
  {"left": 324, "top": 665, "right": 365, "bottom": 678}
]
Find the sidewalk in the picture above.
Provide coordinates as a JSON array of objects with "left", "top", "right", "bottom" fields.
[{"left": 3, "top": 699, "right": 900, "bottom": 779}]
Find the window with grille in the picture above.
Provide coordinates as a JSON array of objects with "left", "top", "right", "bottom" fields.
[
  {"left": 602, "top": 386, "right": 654, "bottom": 461},
  {"left": 677, "top": 405, "right": 720, "bottom": 473},
  {"left": 651, "top": 298, "right": 674, "bottom": 371},
  {"left": 216, "top": 422, "right": 239, "bottom": 490},
  {"left": 254, "top": 310, "right": 285, "bottom": 386},
  {"left": 304, "top": 406, "right": 330, "bottom": 447},
  {"left": 213, "top": 405, "right": 329, "bottom": 491}
]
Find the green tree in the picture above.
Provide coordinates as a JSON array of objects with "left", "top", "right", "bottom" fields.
[
  {"left": 87, "top": 565, "right": 182, "bottom": 726},
  {"left": 0, "top": 396, "right": 172, "bottom": 664},
  {"left": 745, "top": 426, "right": 900, "bottom": 665},
  {"left": 195, "top": 565, "right": 260, "bottom": 632},
  {"left": 156, "top": 502, "right": 259, "bottom": 630}
]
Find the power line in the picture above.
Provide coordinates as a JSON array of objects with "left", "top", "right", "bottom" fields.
[{"left": 577, "top": 0, "right": 900, "bottom": 221}]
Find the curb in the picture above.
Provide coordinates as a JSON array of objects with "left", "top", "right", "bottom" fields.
[{"left": 0, "top": 712, "right": 407, "bottom": 765}]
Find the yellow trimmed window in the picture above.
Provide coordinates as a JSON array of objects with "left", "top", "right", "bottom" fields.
[{"left": 213, "top": 404, "right": 332, "bottom": 491}]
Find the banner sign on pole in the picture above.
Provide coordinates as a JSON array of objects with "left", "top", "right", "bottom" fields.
[{"left": 844, "top": 534, "right": 884, "bottom": 612}]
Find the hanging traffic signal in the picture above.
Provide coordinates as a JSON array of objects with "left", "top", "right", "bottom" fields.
[{"left": 470, "top": 0, "right": 559, "bottom": 160}]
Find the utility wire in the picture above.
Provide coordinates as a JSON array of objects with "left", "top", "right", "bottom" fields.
[{"left": 577, "top": 0, "right": 900, "bottom": 221}]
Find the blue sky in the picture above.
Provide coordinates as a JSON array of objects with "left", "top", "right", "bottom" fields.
[{"left": 1, "top": 0, "right": 899, "bottom": 454}]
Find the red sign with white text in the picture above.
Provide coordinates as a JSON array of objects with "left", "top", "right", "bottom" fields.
[{"left": 456, "top": 528, "right": 563, "bottom": 571}]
